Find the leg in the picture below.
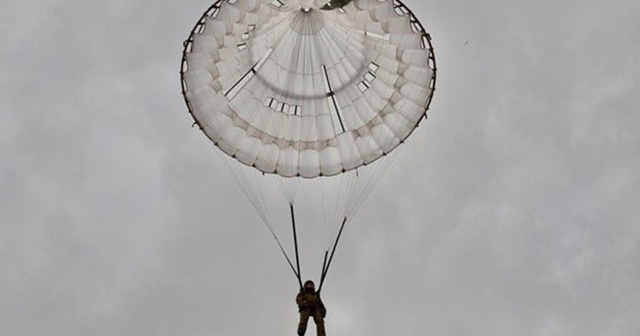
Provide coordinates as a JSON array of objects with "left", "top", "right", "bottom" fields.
[
  {"left": 312, "top": 310, "right": 326, "bottom": 336},
  {"left": 297, "top": 309, "right": 310, "bottom": 336}
]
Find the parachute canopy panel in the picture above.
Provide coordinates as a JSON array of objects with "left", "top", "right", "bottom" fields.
[{"left": 181, "top": 0, "right": 436, "bottom": 178}]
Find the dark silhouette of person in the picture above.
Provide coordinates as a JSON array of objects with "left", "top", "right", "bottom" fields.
[{"left": 296, "top": 280, "right": 326, "bottom": 336}]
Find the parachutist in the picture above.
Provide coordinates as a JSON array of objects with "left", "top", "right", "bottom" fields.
[
  {"left": 179, "top": 1, "right": 437, "bottom": 331},
  {"left": 296, "top": 280, "right": 326, "bottom": 336}
]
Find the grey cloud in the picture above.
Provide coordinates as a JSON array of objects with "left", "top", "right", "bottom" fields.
[{"left": 1, "top": 0, "right": 639, "bottom": 335}]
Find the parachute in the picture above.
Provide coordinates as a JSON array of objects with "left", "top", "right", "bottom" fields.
[{"left": 180, "top": 0, "right": 436, "bottom": 290}]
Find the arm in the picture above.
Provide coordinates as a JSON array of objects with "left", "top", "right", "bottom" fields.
[
  {"left": 296, "top": 292, "right": 309, "bottom": 310},
  {"left": 296, "top": 292, "right": 303, "bottom": 306},
  {"left": 316, "top": 292, "right": 327, "bottom": 317}
]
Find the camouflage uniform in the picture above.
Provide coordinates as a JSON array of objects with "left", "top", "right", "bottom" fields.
[{"left": 296, "top": 288, "right": 326, "bottom": 336}]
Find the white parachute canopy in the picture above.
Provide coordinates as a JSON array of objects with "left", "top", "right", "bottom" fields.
[
  {"left": 181, "top": 0, "right": 435, "bottom": 286},
  {"left": 182, "top": 0, "right": 435, "bottom": 178}
]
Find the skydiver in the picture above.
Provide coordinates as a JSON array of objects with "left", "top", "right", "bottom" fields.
[{"left": 296, "top": 280, "right": 326, "bottom": 336}]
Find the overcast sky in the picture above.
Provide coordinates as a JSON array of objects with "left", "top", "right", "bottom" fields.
[{"left": 2, "top": 0, "right": 640, "bottom": 335}]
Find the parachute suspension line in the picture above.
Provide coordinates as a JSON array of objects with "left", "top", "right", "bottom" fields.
[
  {"left": 299, "top": 181, "right": 323, "bottom": 235},
  {"left": 259, "top": 186, "right": 300, "bottom": 282},
  {"left": 324, "top": 173, "right": 351, "bottom": 250},
  {"left": 345, "top": 147, "right": 404, "bottom": 219},
  {"left": 318, "top": 216, "right": 348, "bottom": 293},
  {"left": 290, "top": 203, "right": 303, "bottom": 289},
  {"left": 320, "top": 177, "right": 329, "bottom": 248},
  {"left": 214, "top": 152, "right": 300, "bottom": 281},
  {"left": 275, "top": 226, "right": 301, "bottom": 282},
  {"left": 276, "top": 174, "right": 299, "bottom": 204},
  {"left": 320, "top": 251, "right": 329, "bottom": 287},
  {"left": 215, "top": 151, "right": 269, "bottom": 225}
]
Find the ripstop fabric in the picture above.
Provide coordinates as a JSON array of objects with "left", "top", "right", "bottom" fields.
[{"left": 182, "top": 0, "right": 435, "bottom": 178}]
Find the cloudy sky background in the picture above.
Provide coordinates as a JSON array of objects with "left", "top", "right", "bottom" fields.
[{"left": 2, "top": 0, "right": 640, "bottom": 335}]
